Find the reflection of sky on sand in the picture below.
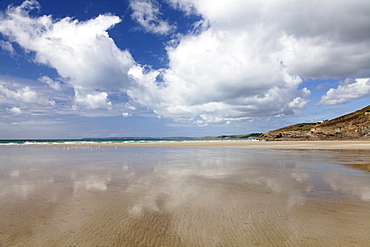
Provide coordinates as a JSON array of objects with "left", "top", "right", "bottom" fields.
[
  {"left": 9, "top": 169, "right": 19, "bottom": 178},
  {"left": 0, "top": 147, "right": 370, "bottom": 246},
  {"left": 126, "top": 153, "right": 315, "bottom": 217},
  {"left": 73, "top": 174, "right": 111, "bottom": 193},
  {"left": 0, "top": 147, "right": 369, "bottom": 204},
  {"left": 325, "top": 172, "right": 370, "bottom": 201}
]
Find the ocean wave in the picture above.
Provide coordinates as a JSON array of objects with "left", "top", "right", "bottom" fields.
[{"left": 0, "top": 138, "right": 258, "bottom": 146}]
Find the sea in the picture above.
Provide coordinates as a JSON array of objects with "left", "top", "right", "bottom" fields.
[{"left": 0, "top": 137, "right": 257, "bottom": 145}]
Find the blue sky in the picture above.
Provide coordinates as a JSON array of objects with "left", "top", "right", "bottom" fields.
[{"left": 0, "top": 0, "right": 369, "bottom": 139}]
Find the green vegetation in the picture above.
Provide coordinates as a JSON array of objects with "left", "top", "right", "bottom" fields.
[
  {"left": 282, "top": 123, "right": 317, "bottom": 131},
  {"left": 269, "top": 123, "right": 317, "bottom": 133},
  {"left": 220, "top": 133, "right": 262, "bottom": 138},
  {"left": 201, "top": 133, "right": 262, "bottom": 139}
]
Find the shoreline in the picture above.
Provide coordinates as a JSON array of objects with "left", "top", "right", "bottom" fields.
[{"left": 2, "top": 140, "right": 370, "bottom": 150}]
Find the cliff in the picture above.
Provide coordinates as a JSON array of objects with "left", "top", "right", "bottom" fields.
[{"left": 261, "top": 105, "right": 370, "bottom": 140}]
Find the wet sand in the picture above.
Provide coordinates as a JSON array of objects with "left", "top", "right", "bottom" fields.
[
  {"left": 11, "top": 140, "right": 370, "bottom": 150},
  {"left": 0, "top": 146, "right": 370, "bottom": 246}
]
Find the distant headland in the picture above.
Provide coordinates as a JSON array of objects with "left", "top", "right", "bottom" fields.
[{"left": 203, "top": 105, "right": 370, "bottom": 141}]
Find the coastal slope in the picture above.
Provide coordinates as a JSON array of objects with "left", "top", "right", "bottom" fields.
[{"left": 261, "top": 105, "right": 370, "bottom": 140}]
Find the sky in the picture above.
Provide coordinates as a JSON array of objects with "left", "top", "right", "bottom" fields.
[{"left": 0, "top": 0, "right": 369, "bottom": 139}]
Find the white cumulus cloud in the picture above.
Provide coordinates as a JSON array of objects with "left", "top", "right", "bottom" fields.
[
  {"left": 127, "top": 0, "right": 370, "bottom": 123},
  {"left": 318, "top": 78, "right": 370, "bottom": 105},
  {"left": 74, "top": 91, "right": 112, "bottom": 110},
  {"left": 8, "top": 107, "right": 22, "bottom": 115},
  {"left": 0, "top": 41, "right": 15, "bottom": 55},
  {"left": 38, "top": 76, "right": 62, "bottom": 91},
  {"left": 0, "top": 83, "right": 54, "bottom": 105},
  {"left": 128, "top": 63, "right": 310, "bottom": 123},
  {"left": 1, "top": 0, "right": 370, "bottom": 124},
  {"left": 122, "top": 112, "right": 132, "bottom": 117},
  {"left": 130, "top": 0, "right": 175, "bottom": 35},
  {"left": 0, "top": 84, "right": 37, "bottom": 102},
  {"left": 0, "top": 0, "right": 134, "bottom": 91}
]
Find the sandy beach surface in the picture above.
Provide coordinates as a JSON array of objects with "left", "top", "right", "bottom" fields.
[
  {"left": 15, "top": 140, "right": 370, "bottom": 150},
  {"left": 0, "top": 145, "right": 370, "bottom": 246},
  {"left": 119, "top": 140, "right": 370, "bottom": 150}
]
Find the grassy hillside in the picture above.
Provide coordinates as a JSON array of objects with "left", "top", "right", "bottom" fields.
[
  {"left": 201, "top": 133, "right": 262, "bottom": 139},
  {"left": 316, "top": 105, "right": 370, "bottom": 127},
  {"left": 261, "top": 105, "right": 370, "bottom": 140}
]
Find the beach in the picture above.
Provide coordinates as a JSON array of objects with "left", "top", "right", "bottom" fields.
[
  {"left": 8, "top": 140, "right": 370, "bottom": 150},
  {"left": 0, "top": 143, "right": 370, "bottom": 246},
  {"left": 113, "top": 140, "right": 370, "bottom": 150}
]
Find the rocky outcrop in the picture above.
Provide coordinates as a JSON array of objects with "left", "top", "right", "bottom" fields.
[{"left": 261, "top": 105, "right": 370, "bottom": 140}]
